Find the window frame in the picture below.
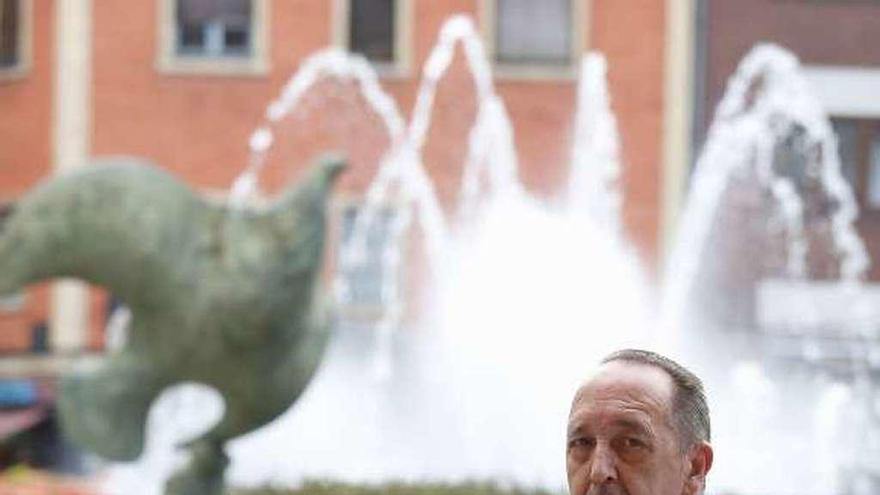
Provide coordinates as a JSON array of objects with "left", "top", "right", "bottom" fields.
[
  {"left": 0, "top": 0, "right": 31, "bottom": 81},
  {"left": 481, "top": 0, "right": 587, "bottom": 80},
  {"left": 832, "top": 117, "right": 880, "bottom": 214},
  {"left": 797, "top": 66, "right": 880, "bottom": 216},
  {"left": 804, "top": 66, "right": 880, "bottom": 119},
  {"left": 0, "top": 291, "right": 26, "bottom": 313},
  {"left": 333, "top": 0, "right": 412, "bottom": 78},
  {"left": 156, "top": 0, "right": 269, "bottom": 77},
  {"left": 332, "top": 197, "right": 408, "bottom": 323}
]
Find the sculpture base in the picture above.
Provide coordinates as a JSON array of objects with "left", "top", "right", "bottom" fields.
[{"left": 165, "top": 440, "right": 228, "bottom": 495}]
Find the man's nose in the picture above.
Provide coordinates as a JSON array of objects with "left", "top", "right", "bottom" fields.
[{"left": 588, "top": 443, "right": 618, "bottom": 484}]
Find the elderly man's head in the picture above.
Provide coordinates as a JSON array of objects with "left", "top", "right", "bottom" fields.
[{"left": 566, "top": 349, "right": 713, "bottom": 495}]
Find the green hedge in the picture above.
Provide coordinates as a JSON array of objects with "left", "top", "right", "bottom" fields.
[{"left": 234, "top": 481, "right": 564, "bottom": 495}]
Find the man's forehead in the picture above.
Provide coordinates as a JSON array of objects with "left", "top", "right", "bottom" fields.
[{"left": 571, "top": 361, "right": 675, "bottom": 414}]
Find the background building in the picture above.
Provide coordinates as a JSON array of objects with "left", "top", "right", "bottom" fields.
[
  {"left": 694, "top": 0, "right": 880, "bottom": 333},
  {"left": 0, "top": 0, "right": 678, "bottom": 361},
  {"left": 697, "top": 0, "right": 880, "bottom": 280}
]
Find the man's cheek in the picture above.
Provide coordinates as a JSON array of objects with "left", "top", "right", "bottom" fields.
[
  {"left": 567, "top": 465, "right": 587, "bottom": 495},
  {"left": 569, "top": 477, "right": 588, "bottom": 495}
]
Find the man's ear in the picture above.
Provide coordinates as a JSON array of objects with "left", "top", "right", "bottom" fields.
[{"left": 683, "top": 441, "right": 713, "bottom": 495}]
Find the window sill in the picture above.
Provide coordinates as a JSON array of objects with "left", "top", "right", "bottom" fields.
[
  {"left": 156, "top": 55, "right": 270, "bottom": 77},
  {"left": 0, "top": 64, "right": 31, "bottom": 82},
  {"left": 492, "top": 62, "right": 578, "bottom": 82},
  {"left": 0, "top": 292, "right": 27, "bottom": 313},
  {"left": 0, "top": 352, "right": 104, "bottom": 378},
  {"left": 369, "top": 60, "right": 411, "bottom": 80}
]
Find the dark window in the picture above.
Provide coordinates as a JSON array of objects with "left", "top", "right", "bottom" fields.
[
  {"left": 834, "top": 119, "right": 859, "bottom": 188},
  {"left": 176, "top": 0, "right": 251, "bottom": 57},
  {"left": 870, "top": 125, "right": 880, "bottom": 208},
  {"left": 349, "top": 0, "right": 395, "bottom": 63},
  {"left": 832, "top": 118, "right": 880, "bottom": 209},
  {"left": 0, "top": 0, "right": 19, "bottom": 68},
  {"left": 495, "top": 0, "right": 571, "bottom": 66}
]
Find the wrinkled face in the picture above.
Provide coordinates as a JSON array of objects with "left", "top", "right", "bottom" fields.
[{"left": 566, "top": 362, "right": 694, "bottom": 495}]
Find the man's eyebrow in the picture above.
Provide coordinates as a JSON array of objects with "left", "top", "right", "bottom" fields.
[
  {"left": 567, "top": 424, "right": 586, "bottom": 438},
  {"left": 567, "top": 417, "right": 654, "bottom": 438}
]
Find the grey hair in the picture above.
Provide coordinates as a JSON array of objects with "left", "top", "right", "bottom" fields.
[{"left": 601, "top": 349, "right": 711, "bottom": 450}]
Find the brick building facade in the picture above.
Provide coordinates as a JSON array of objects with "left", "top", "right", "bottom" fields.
[{"left": 0, "top": 0, "right": 683, "bottom": 359}]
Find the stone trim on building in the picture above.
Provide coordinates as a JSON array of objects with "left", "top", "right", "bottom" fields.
[
  {"left": 804, "top": 66, "right": 880, "bottom": 119},
  {"left": 51, "top": 0, "right": 92, "bottom": 353},
  {"left": 661, "top": 0, "right": 697, "bottom": 262}
]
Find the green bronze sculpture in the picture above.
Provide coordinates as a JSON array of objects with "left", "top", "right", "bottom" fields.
[{"left": 0, "top": 155, "right": 346, "bottom": 494}]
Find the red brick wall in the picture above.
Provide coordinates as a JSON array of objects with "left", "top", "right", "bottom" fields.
[
  {"left": 91, "top": 0, "right": 666, "bottom": 256},
  {"left": 0, "top": 0, "right": 53, "bottom": 195},
  {"left": 0, "top": 0, "right": 54, "bottom": 352}
]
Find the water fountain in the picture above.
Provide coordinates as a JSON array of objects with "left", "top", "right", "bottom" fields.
[{"left": 15, "top": 13, "right": 875, "bottom": 495}]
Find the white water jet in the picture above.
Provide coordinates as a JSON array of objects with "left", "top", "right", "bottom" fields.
[
  {"left": 230, "top": 48, "right": 406, "bottom": 206},
  {"left": 567, "top": 53, "right": 623, "bottom": 239},
  {"left": 660, "top": 43, "right": 869, "bottom": 348}
]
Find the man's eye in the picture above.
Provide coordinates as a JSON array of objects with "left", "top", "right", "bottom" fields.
[
  {"left": 621, "top": 437, "right": 648, "bottom": 450},
  {"left": 567, "top": 438, "right": 594, "bottom": 450}
]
